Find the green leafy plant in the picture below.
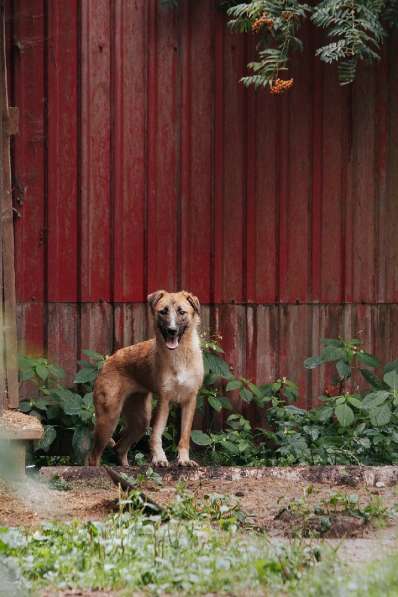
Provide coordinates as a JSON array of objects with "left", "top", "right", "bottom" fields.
[
  {"left": 18, "top": 351, "right": 105, "bottom": 463},
  {"left": 159, "top": 0, "right": 398, "bottom": 89}
]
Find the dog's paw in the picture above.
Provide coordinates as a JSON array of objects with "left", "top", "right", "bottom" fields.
[
  {"left": 151, "top": 457, "right": 169, "bottom": 468},
  {"left": 177, "top": 458, "right": 198, "bottom": 467}
]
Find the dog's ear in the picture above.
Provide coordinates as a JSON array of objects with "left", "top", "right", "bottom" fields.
[
  {"left": 184, "top": 292, "right": 200, "bottom": 316},
  {"left": 147, "top": 290, "right": 165, "bottom": 312}
]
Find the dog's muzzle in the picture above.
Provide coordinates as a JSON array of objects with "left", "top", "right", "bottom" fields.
[{"left": 160, "top": 325, "right": 186, "bottom": 350}]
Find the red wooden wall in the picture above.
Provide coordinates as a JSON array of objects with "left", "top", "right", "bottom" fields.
[{"left": 6, "top": 0, "right": 398, "bottom": 407}]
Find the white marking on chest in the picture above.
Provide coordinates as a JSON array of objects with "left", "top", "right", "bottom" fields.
[{"left": 162, "top": 368, "right": 198, "bottom": 393}]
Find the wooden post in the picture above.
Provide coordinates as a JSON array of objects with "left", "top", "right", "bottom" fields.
[{"left": 0, "top": 0, "right": 18, "bottom": 410}]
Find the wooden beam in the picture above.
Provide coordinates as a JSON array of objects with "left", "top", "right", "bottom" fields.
[{"left": 0, "top": 1, "right": 18, "bottom": 408}]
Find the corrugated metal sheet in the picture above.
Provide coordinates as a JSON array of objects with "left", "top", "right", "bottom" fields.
[{"left": 6, "top": 0, "right": 398, "bottom": 407}]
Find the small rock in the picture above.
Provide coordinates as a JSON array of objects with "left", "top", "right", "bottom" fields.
[{"left": 375, "top": 481, "right": 385, "bottom": 488}]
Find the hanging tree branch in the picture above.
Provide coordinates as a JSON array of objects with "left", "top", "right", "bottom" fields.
[{"left": 159, "top": 0, "right": 398, "bottom": 92}]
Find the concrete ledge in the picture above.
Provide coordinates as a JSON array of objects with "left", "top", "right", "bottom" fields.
[
  {"left": 0, "top": 409, "right": 43, "bottom": 440},
  {"left": 39, "top": 464, "right": 398, "bottom": 488}
]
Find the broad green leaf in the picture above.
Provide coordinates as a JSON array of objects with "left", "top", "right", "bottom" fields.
[
  {"left": 35, "top": 425, "right": 56, "bottom": 452},
  {"left": 74, "top": 367, "right": 97, "bottom": 384},
  {"left": 316, "top": 406, "right": 334, "bottom": 422},
  {"left": 335, "top": 396, "right": 346, "bottom": 405},
  {"left": 384, "top": 359, "right": 398, "bottom": 373},
  {"left": 35, "top": 365, "right": 48, "bottom": 381},
  {"left": 347, "top": 395, "right": 362, "bottom": 409},
  {"left": 82, "top": 392, "right": 93, "bottom": 408},
  {"left": 370, "top": 404, "right": 392, "bottom": 427},
  {"left": 62, "top": 394, "right": 83, "bottom": 416},
  {"left": 384, "top": 370, "right": 398, "bottom": 390},
  {"left": 360, "top": 368, "right": 386, "bottom": 389},
  {"left": 336, "top": 359, "right": 351, "bottom": 380},
  {"left": 320, "top": 346, "right": 346, "bottom": 363},
  {"left": 284, "top": 387, "right": 298, "bottom": 402},
  {"left": 248, "top": 382, "right": 264, "bottom": 399},
  {"left": 18, "top": 401, "right": 32, "bottom": 413},
  {"left": 362, "top": 391, "right": 390, "bottom": 409},
  {"left": 335, "top": 403, "right": 354, "bottom": 427},
  {"left": 20, "top": 369, "right": 34, "bottom": 382},
  {"left": 239, "top": 387, "right": 253, "bottom": 403},
  {"left": 356, "top": 352, "right": 380, "bottom": 368},
  {"left": 202, "top": 352, "right": 231, "bottom": 378},
  {"left": 358, "top": 437, "right": 371, "bottom": 449},
  {"left": 225, "top": 379, "right": 242, "bottom": 392},
  {"left": 304, "top": 356, "right": 322, "bottom": 369},
  {"left": 208, "top": 395, "right": 222, "bottom": 412},
  {"left": 217, "top": 396, "right": 233, "bottom": 410},
  {"left": 191, "top": 430, "right": 212, "bottom": 446}
]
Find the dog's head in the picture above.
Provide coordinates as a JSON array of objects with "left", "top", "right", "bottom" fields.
[{"left": 147, "top": 290, "right": 200, "bottom": 350}]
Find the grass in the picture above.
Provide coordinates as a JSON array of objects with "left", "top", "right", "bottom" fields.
[
  {"left": 0, "top": 492, "right": 335, "bottom": 596},
  {"left": 0, "top": 488, "right": 397, "bottom": 596}
]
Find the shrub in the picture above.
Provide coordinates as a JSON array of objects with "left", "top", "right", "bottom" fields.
[{"left": 17, "top": 335, "right": 398, "bottom": 467}]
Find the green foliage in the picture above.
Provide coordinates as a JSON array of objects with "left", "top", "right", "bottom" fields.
[
  {"left": 312, "top": 0, "right": 386, "bottom": 84},
  {"left": 277, "top": 488, "right": 390, "bottom": 537},
  {"left": 18, "top": 334, "right": 398, "bottom": 468},
  {"left": 0, "top": 506, "right": 328, "bottom": 595},
  {"left": 18, "top": 351, "right": 105, "bottom": 463},
  {"left": 229, "top": 0, "right": 309, "bottom": 91},
  {"left": 159, "top": 0, "right": 398, "bottom": 88}
]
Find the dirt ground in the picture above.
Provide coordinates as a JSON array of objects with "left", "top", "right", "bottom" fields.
[
  {"left": 1, "top": 466, "right": 398, "bottom": 596},
  {"left": 0, "top": 465, "right": 397, "bottom": 543}
]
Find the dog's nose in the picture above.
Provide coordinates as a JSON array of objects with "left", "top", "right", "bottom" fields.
[{"left": 167, "top": 327, "right": 177, "bottom": 336}]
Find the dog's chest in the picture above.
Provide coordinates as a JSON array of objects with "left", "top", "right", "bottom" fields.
[{"left": 160, "top": 361, "right": 202, "bottom": 398}]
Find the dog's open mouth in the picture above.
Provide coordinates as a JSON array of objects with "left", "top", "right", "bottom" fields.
[
  {"left": 165, "top": 336, "right": 179, "bottom": 350},
  {"left": 161, "top": 327, "right": 186, "bottom": 350}
]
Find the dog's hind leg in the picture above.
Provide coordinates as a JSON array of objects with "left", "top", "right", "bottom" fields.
[
  {"left": 88, "top": 382, "right": 129, "bottom": 466},
  {"left": 114, "top": 393, "right": 152, "bottom": 466}
]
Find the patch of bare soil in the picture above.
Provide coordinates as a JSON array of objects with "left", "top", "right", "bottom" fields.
[{"left": 1, "top": 466, "right": 398, "bottom": 542}]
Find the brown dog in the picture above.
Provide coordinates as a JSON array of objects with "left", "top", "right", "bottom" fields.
[{"left": 88, "top": 290, "right": 204, "bottom": 467}]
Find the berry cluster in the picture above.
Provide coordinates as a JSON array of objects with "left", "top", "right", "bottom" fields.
[
  {"left": 252, "top": 14, "right": 274, "bottom": 32},
  {"left": 270, "top": 78, "right": 294, "bottom": 94}
]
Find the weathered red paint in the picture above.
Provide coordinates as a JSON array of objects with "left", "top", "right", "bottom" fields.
[{"left": 8, "top": 1, "right": 398, "bottom": 405}]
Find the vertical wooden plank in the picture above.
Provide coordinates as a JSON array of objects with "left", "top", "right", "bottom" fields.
[
  {"left": 311, "top": 27, "right": 322, "bottom": 303},
  {"left": 113, "top": 0, "right": 147, "bottom": 303},
  {"left": 221, "top": 28, "right": 245, "bottom": 302},
  {"left": 283, "top": 28, "right": 312, "bottom": 303},
  {"left": 320, "top": 66, "right": 346, "bottom": 302},
  {"left": 13, "top": 0, "right": 46, "bottom": 353},
  {"left": 212, "top": 9, "right": 224, "bottom": 304},
  {"left": 383, "top": 34, "right": 398, "bottom": 302},
  {"left": 180, "top": 0, "right": 213, "bottom": 302},
  {"left": 279, "top": 305, "right": 312, "bottom": 408},
  {"left": 147, "top": 0, "right": 178, "bottom": 293},
  {"left": 80, "top": 303, "right": 113, "bottom": 357},
  {"left": 351, "top": 65, "right": 376, "bottom": 303},
  {"left": 113, "top": 304, "right": 147, "bottom": 350},
  {"left": 220, "top": 304, "right": 246, "bottom": 414},
  {"left": 47, "top": 0, "right": 78, "bottom": 302},
  {"left": 80, "top": 0, "right": 111, "bottom": 302},
  {"left": 47, "top": 304, "right": 78, "bottom": 384},
  {"left": 253, "top": 87, "right": 278, "bottom": 304},
  {"left": 1, "top": 1, "right": 17, "bottom": 407}
]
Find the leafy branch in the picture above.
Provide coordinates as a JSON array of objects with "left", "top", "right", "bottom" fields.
[{"left": 159, "top": 0, "right": 398, "bottom": 90}]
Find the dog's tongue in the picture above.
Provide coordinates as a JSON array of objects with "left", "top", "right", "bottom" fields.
[{"left": 166, "top": 336, "right": 179, "bottom": 350}]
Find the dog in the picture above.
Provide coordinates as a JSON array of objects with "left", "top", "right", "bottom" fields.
[{"left": 88, "top": 290, "right": 204, "bottom": 467}]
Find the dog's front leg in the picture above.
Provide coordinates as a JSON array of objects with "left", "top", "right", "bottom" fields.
[
  {"left": 150, "top": 396, "right": 170, "bottom": 467},
  {"left": 177, "top": 394, "right": 198, "bottom": 467}
]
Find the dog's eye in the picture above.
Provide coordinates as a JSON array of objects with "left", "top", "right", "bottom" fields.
[
  {"left": 159, "top": 308, "right": 169, "bottom": 315},
  {"left": 178, "top": 309, "right": 186, "bottom": 316}
]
